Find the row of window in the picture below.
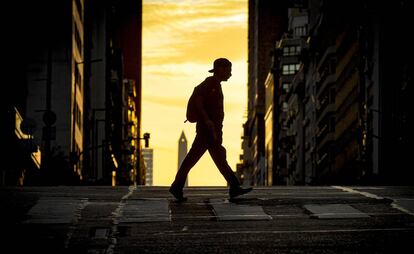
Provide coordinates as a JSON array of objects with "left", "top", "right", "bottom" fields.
[
  {"left": 282, "top": 64, "right": 301, "bottom": 75},
  {"left": 283, "top": 46, "right": 301, "bottom": 56},
  {"left": 294, "top": 26, "right": 307, "bottom": 37}
]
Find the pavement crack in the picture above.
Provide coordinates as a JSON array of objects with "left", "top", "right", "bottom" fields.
[
  {"left": 64, "top": 198, "right": 89, "bottom": 249},
  {"left": 106, "top": 185, "right": 136, "bottom": 254}
]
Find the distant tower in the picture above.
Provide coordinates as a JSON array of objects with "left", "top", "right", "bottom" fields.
[{"left": 178, "top": 131, "right": 188, "bottom": 186}]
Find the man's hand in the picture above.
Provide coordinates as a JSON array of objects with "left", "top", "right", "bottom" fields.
[{"left": 205, "top": 119, "right": 218, "bottom": 141}]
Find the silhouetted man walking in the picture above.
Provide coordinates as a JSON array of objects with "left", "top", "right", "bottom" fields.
[{"left": 170, "top": 58, "right": 252, "bottom": 202}]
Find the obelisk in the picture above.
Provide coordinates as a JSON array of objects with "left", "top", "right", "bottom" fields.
[{"left": 178, "top": 131, "right": 188, "bottom": 186}]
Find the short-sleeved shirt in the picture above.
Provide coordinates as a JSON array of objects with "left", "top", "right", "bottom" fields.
[{"left": 195, "top": 76, "right": 224, "bottom": 132}]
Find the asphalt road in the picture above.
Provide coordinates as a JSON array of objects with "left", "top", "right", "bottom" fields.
[{"left": 1, "top": 186, "right": 413, "bottom": 253}]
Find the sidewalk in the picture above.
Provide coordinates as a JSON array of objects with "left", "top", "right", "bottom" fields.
[{"left": 1, "top": 186, "right": 414, "bottom": 253}]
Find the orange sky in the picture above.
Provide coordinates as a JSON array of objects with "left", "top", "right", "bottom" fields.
[{"left": 142, "top": 0, "right": 247, "bottom": 186}]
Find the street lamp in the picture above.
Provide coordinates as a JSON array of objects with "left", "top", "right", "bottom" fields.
[
  {"left": 142, "top": 133, "right": 150, "bottom": 148},
  {"left": 125, "top": 132, "right": 150, "bottom": 148}
]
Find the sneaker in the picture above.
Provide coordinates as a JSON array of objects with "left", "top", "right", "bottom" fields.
[
  {"left": 169, "top": 186, "right": 187, "bottom": 202},
  {"left": 229, "top": 186, "right": 253, "bottom": 199}
]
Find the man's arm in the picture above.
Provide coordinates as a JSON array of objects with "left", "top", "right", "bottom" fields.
[
  {"left": 195, "top": 95, "right": 209, "bottom": 123},
  {"left": 195, "top": 95, "right": 218, "bottom": 141}
]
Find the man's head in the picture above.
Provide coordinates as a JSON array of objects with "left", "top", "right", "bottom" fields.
[{"left": 208, "top": 58, "right": 232, "bottom": 82}]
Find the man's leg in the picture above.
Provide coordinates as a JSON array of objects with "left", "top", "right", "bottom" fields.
[
  {"left": 171, "top": 134, "right": 207, "bottom": 190},
  {"left": 208, "top": 141, "right": 252, "bottom": 199},
  {"left": 208, "top": 143, "right": 240, "bottom": 187}
]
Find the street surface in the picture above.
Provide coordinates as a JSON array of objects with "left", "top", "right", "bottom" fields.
[{"left": 1, "top": 186, "right": 414, "bottom": 253}]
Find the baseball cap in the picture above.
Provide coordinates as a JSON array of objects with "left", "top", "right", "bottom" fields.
[{"left": 208, "top": 58, "right": 231, "bottom": 73}]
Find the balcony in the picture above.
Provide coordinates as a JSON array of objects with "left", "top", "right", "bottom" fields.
[
  {"left": 316, "top": 102, "right": 335, "bottom": 123},
  {"left": 317, "top": 73, "right": 335, "bottom": 98},
  {"left": 316, "top": 45, "right": 335, "bottom": 72}
]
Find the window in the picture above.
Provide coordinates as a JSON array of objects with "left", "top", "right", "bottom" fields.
[
  {"left": 329, "top": 117, "right": 335, "bottom": 132},
  {"left": 283, "top": 83, "right": 290, "bottom": 93},
  {"left": 282, "top": 64, "right": 300, "bottom": 75},
  {"left": 283, "top": 46, "right": 301, "bottom": 56},
  {"left": 294, "top": 26, "right": 307, "bottom": 37},
  {"left": 282, "top": 102, "right": 289, "bottom": 112},
  {"left": 329, "top": 87, "right": 336, "bottom": 103}
]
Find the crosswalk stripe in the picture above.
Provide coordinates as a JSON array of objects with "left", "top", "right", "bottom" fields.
[
  {"left": 24, "top": 197, "right": 85, "bottom": 224},
  {"left": 304, "top": 204, "right": 369, "bottom": 219},
  {"left": 119, "top": 199, "right": 171, "bottom": 223},
  {"left": 334, "top": 186, "right": 414, "bottom": 217}
]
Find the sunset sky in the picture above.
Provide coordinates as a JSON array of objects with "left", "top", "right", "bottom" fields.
[{"left": 142, "top": 0, "right": 247, "bottom": 186}]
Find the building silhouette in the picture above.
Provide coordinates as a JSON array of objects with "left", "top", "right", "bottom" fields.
[
  {"left": 3, "top": 0, "right": 85, "bottom": 185},
  {"left": 242, "top": 0, "right": 412, "bottom": 186},
  {"left": 242, "top": 0, "right": 289, "bottom": 186},
  {"left": 85, "top": 0, "right": 143, "bottom": 186},
  {"left": 2, "top": 0, "right": 143, "bottom": 186},
  {"left": 272, "top": 7, "right": 309, "bottom": 185},
  {"left": 178, "top": 131, "right": 188, "bottom": 187}
]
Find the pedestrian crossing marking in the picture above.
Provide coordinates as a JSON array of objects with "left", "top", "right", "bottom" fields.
[
  {"left": 304, "top": 204, "right": 370, "bottom": 219},
  {"left": 24, "top": 197, "right": 85, "bottom": 224},
  {"left": 119, "top": 199, "right": 171, "bottom": 223}
]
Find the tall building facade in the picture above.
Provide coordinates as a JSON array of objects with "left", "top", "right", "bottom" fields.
[
  {"left": 2, "top": 0, "right": 143, "bottom": 186},
  {"left": 3, "top": 0, "right": 85, "bottom": 185},
  {"left": 243, "top": 0, "right": 288, "bottom": 186},
  {"left": 83, "top": 0, "right": 143, "bottom": 185},
  {"left": 246, "top": 0, "right": 412, "bottom": 185},
  {"left": 271, "top": 7, "right": 309, "bottom": 185}
]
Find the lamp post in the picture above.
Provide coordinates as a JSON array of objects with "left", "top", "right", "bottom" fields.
[
  {"left": 139, "top": 133, "right": 151, "bottom": 185},
  {"left": 141, "top": 133, "right": 151, "bottom": 148}
]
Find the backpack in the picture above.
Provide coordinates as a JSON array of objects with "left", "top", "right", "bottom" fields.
[{"left": 185, "top": 87, "right": 201, "bottom": 123}]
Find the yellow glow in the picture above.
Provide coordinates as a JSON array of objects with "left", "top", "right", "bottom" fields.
[
  {"left": 143, "top": 0, "right": 247, "bottom": 186},
  {"left": 112, "top": 171, "right": 116, "bottom": 187},
  {"left": 111, "top": 154, "right": 118, "bottom": 168}
]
